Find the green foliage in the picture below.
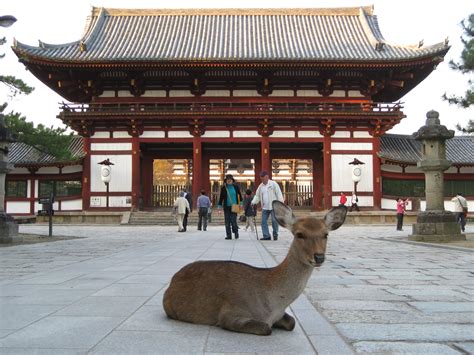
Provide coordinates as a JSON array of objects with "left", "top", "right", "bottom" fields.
[
  {"left": 0, "top": 75, "right": 34, "bottom": 97},
  {"left": 443, "top": 14, "right": 473, "bottom": 134},
  {"left": 3, "top": 109, "right": 74, "bottom": 161}
]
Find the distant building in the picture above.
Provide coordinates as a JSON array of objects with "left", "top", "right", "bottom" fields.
[{"left": 6, "top": 6, "right": 473, "bottom": 214}]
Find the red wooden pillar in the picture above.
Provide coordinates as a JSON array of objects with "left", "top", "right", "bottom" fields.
[
  {"left": 260, "top": 136, "right": 270, "bottom": 176},
  {"left": 131, "top": 136, "right": 140, "bottom": 210},
  {"left": 313, "top": 153, "right": 323, "bottom": 210},
  {"left": 141, "top": 154, "right": 153, "bottom": 209},
  {"left": 82, "top": 136, "right": 91, "bottom": 210},
  {"left": 29, "top": 177, "right": 36, "bottom": 214},
  {"left": 323, "top": 135, "right": 332, "bottom": 209},
  {"left": 372, "top": 136, "right": 382, "bottom": 210},
  {"left": 192, "top": 136, "right": 202, "bottom": 209},
  {"left": 201, "top": 149, "right": 210, "bottom": 195}
]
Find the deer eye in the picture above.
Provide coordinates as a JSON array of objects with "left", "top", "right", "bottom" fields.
[
  {"left": 296, "top": 232, "right": 306, "bottom": 239},
  {"left": 323, "top": 234, "right": 328, "bottom": 240}
]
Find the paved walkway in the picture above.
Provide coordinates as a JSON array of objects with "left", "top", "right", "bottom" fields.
[{"left": 0, "top": 222, "right": 472, "bottom": 354}]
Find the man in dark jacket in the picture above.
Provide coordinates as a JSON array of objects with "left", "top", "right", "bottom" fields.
[
  {"left": 218, "top": 174, "right": 243, "bottom": 240},
  {"left": 182, "top": 189, "right": 192, "bottom": 231}
]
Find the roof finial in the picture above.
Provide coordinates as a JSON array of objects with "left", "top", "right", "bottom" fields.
[{"left": 79, "top": 41, "right": 87, "bottom": 52}]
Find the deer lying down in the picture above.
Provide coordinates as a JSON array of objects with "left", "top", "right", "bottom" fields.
[{"left": 163, "top": 201, "right": 347, "bottom": 336}]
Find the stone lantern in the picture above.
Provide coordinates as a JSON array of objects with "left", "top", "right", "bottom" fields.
[
  {"left": 0, "top": 114, "right": 21, "bottom": 242},
  {"left": 409, "top": 110, "right": 465, "bottom": 242}
]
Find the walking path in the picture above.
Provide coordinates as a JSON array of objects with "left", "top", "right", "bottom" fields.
[{"left": 0, "top": 222, "right": 472, "bottom": 354}]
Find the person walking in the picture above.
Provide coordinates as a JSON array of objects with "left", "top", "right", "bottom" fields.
[
  {"left": 218, "top": 174, "right": 243, "bottom": 240},
  {"left": 349, "top": 192, "right": 360, "bottom": 212},
  {"left": 243, "top": 189, "right": 257, "bottom": 233},
  {"left": 173, "top": 191, "right": 190, "bottom": 232},
  {"left": 339, "top": 192, "right": 347, "bottom": 207},
  {"left": 182, "top": 189, "right": 192, "bottom": 231},
  {"left": 396, "top": 197, "right": 410, "bottom": 231},
  {"left": 196, "top": 190, "right": 211, "bottom": 231},
  {"left": 451, "top": 193, "right": 468, "bottom": 232},
  {"left": 251, "top": 170, "right": 284, "bottom": 241}
]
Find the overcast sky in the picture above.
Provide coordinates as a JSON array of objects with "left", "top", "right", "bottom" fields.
[{"left": 1, "top": 0, "right": 473, "bottom": 135}]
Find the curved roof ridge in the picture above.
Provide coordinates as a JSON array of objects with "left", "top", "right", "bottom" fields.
[
  {"left": 92, "top": 6, "right": 374, "bottom": 17},
  {"left": 358, "top": 6, "right": 383, "bottom": 48},
  {"left": 37, "top": 39, "right": 80, "bottom": 49},
  {"left": 81, "top": 6, "right": 106, "bottom": 44}
]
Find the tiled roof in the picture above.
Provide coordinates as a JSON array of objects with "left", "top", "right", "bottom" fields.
[
  {"left": 13, "top": 6, "right": 449, "bottom": 63},
  {"left": 379, "top": 134, "right": 474, "bottom": 165},
  {"left": 9, "top": 136, "right": 84, "bottom": 166}
]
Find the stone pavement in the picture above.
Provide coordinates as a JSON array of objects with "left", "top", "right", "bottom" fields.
[{"left": 0, "top": 222, "right": 472, "bottom": 354}]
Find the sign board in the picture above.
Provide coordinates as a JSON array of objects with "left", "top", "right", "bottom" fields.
[{"left": 39, "top": 198, "right": 50, "bottom": 204}]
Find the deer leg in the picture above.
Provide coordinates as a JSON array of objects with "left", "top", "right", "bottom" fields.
[
  {"left": 218, "top": 309, "right": 272, "bottom": 336},
  {"left": 273, "top": 312, "right": 295, "bottom": 331}
]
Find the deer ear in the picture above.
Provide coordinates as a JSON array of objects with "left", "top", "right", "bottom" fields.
[
  {"left": 272, "top": 201, "right": 296, "bottom": 229},
  {"left": 324, "top": 206, "right": 347, "bottom": 231}
]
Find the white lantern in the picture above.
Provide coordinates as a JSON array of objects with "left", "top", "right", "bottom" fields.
[
  {"left": 101, "top": 165, "right": 111, "bottom": 183},
  {"left": 351, "top": 166, "right": 362, "bottom": 183}
]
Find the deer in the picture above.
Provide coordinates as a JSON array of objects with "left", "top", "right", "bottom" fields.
[{"left": 163, "top": 200, "right": 347, "bottom": 336}]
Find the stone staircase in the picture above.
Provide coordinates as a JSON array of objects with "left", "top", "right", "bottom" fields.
[{"left": 127, "top": 209, "right": 316, "bottom": 225}]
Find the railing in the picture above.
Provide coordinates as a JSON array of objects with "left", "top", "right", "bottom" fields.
[
  {"left": 152, "top": 184, "right": 191, "bottom": 208},
  {"left": 61, "top": 101, "right": 403, "bottom": 115}
]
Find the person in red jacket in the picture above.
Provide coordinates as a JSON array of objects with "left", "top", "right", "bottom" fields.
[{"left": 339, "top": 192, "right": 347, "bottom": 207}]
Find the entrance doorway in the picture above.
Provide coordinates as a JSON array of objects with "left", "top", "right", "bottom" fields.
[
  {"left": 152, "top": 159, "right": 191, "bottom": 208},
  {"left": 209, "top": 159, "right": 255, "bottom": 205},
  {"left": 271, "top": 159, "right": 313, "bottom": 208}
]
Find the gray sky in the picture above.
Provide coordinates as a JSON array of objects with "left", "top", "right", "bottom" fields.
[{"left": 1, "top": 0, "right": 473, "bottom": 135}]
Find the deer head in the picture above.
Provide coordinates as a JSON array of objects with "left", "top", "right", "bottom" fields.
[{"left": 273, "top": 201, "right": 347, "bottom": 267}]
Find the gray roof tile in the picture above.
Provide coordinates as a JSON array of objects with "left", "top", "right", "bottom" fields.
[{"left": 13, "top": 7, "right": 449, "bottom": 63}]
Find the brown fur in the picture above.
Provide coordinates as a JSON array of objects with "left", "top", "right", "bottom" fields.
[{"left": 163, "top": 201, "right": 347, "bottom": 335}]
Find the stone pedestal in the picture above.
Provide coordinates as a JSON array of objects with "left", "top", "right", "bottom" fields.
[
  {"left": 409, "top": 210, "right": 465, "bottom": 242},
  {"left": 409, "top": 110, "right": 465, "bottom": 242},
  {"left": 0, "top": 212, "right": 22, "bottom": 243}
]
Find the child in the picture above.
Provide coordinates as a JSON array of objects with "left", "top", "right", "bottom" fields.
[{"left": 243, "top": 189, "right": 257, "bottom": 232}]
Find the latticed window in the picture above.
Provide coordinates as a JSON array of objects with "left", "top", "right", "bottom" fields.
[
  {"left": 6, "top": 180, "right": 27, "bottom": 198},
  {"left": 39, "top": 180, "right": 82, "bottom": 198},
  {"left": 382, "top": 178, "right": 474, "bottom": 198}
]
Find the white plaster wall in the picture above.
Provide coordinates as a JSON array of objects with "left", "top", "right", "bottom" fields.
[
  {"left": 233, "top": 90, "right": 259, "bottom": 97},
  {"left": 90, "top": 196, "right": 131, "bottom": 208},
  {"left": 405, "top": 166, "right": 422, "bottom": 173},
  {"left": 27, "top": 179, "right": 31, "bottom": 198},
  {"left": 91, "top": 143, "right": 132, "bottom": 151},
  {"left": 113, "top": 131, "right": 132, "bottom": 138},
  {"left": 270, "top": 90, "right": 294, "bottom": 96},
  {"left": 9, "top": 167, "right": 29, "bottom": 174},
  {"left": 62, "top": 165, "right": 82, "bottom": 174},
  {"left": 168, "top": 131, "right": 193, "bottom": 138},
  {"left": 117, "top": 90, "right": 134, "bottom": 97},
  {"left": 332, "top": 131, "right": 351, "bottom": 138},
  {"left": 381, "top": 164, "right": 403, "bottom": 173},
  {"left": 348, "top": 90, "right": 364, "bottom": 97},
  {"left": 169, "top": 90, "right": 193, "bottom": 97},
  {"left": 445, "top": 167, "right": 458, "bottom": 174},
  {"left": 61, "top": 199, "right": 83, "bottom": 210},
  {"left": 333, "top": 195, "right": 373, "bottom": 207},
  {"left": 90, "top": 155, "right": 132, "bottom": 192},
  {"left": 331, "top": 154, "right": 373, "bottom": 192},
  {"left": 99, "top": 90, "right": 115, "bottom": 98},
  {"left": 298, "top": 131, "right": 323, "bottom": 138},
  {"left": 331, "top": 142, "right": 372, "bottom": 151},
  {"left": 37, "top": 167, "right": 60, "bottom": 174},
  {"left": 233, "top": 131, "right": 260, "bottom": 138},
  {"left": 202, "top": 131, "right": 230, "bottom": 138},
  {"left": 91, "top": 132, "right": 110, "bottom": 138},
  {"left": 353, "top": 131, "right": 372, "bottom": 138},
  {"left": 381, "top": 198, "right": 413, "bottom": 211},
  {"left": 271, "top": 131, "right": 295, "bottom": 138},
  {"left": 6, "top": 201, "right": 30, "bottom": 214},
  {"left": 142, "top": 90, "right": 166, "bottom": 97},
  {"left": 297, "top": 90, "right": 321, "bottom": 97},
  {"left": 140, "top": 131, "right": 166, "bottom": 138},
  {"left": 203, "top": 90, "right": 230, "bottom": 96},
  {"left": 461, "top": 167, "right": 474, "bottom": 173},
  {"left": 331, "top": 90, "right": 346, "bottom": 97}
]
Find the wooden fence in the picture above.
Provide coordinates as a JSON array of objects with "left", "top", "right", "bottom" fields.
[{"left": 152, "top": 185, "right": 191, "bottom": 208}]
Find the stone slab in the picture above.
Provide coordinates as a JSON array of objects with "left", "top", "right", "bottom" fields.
[{"left": 354, "top": 341, "right": 461, "bottom": 354}]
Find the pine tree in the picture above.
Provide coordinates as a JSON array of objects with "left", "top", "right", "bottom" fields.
[{"left": 443, "top": 14, "right": 473, "bottom": 134}]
